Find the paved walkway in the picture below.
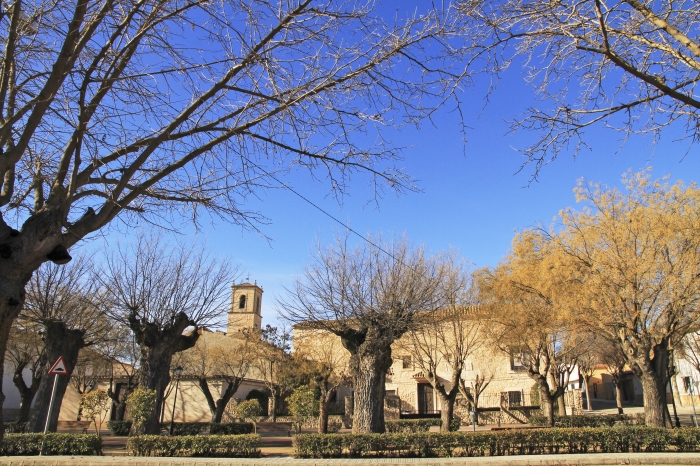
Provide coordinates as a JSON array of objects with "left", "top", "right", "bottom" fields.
[{"left": 3, "top": 453, "right": 700, "bottom": 465}]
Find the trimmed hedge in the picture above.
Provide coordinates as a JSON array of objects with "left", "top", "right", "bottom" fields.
[
  {"left": 127, "top": 434, "right": 260, "bottom": 457},
  {"left": 386, "top": 418, "right": 461, "bottom": 433},
  {"left": 159, "top": 421, "right": 210, "bottom": 436},
  {"left": 107, "top": 420, "right": 132, "bottom": 436},
  {"left": 155, "top": 422, "right": 255, "bottom": 436},
  {"left": 529, "top": 413, "right": 645, "bottom": 428},
  {"left": 209, "top": 422, "right": 254, "bottom": 435},
  {"left": 0, "top": 433, "right": 102, "bottom": 456},
  {"left": 293, "top": 427, "right": 700, "bottom": 458}
]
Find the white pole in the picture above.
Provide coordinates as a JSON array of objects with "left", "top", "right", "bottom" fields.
[{"left": 40, "top": 373, "right": 60, "bottom": 456}]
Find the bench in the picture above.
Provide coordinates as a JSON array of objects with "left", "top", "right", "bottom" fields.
[
  {"left": 255, "top": 421, "right": 293, "bottom": 436},
  {"left": 57, "top": 420, "right": 92, "bottom": 433}
]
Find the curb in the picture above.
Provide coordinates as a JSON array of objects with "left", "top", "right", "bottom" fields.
[{"left": 3, "top": 453, "right": 700, "bottom": 465}]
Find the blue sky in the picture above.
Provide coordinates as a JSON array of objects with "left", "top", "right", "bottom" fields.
[{"left": 94, "top": 0, "right": 700, "bottom": 329}]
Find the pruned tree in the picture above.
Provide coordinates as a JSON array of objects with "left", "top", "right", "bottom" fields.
[
  {"left": 23, "top": 255, "right": 109, "bottom": 433},
  {"left": 293, "top": 328, "right": 350, "bottom": 433},
  {"left": 477, "top": 230, "right": 583, "bottom": 427},
  {"left": 100, "top": 322, "right": 140, "bottom": 421},
  {"left": 457, "top": 0, "right": 700, "bottom": 173},
  {"left": 102, "top": 236, "right": 236, "bottom": 434},
  {"left": 5, "top": 316, "right": 46, "bottom": 423},
  {"left": 282, "top": 234, "right": 454, "bottom": 433},
  {"left": 400, "top": 260, "right": 480, "bottom": 432},
  {"left": 178, "top": 329, "right": 253, "bottom": 423},
  {"left": 459, "top": 368, "right": 494, "bottom": 425},
  {"left": 0, "top": 0, "right": 469, "bottom": 437},
  {"left": 556, "top": 170, "right": 700, "bottom": 427}
]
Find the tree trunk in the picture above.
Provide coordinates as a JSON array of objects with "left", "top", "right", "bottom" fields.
[
  {"left": 614, "top": 381, "right": 624, "bottom": 414},
  {"left": 438, "top": 391, "right": 457, "bottom": 432},
  {"left": 349, "top": 345, "right": 391, "bottom": 433},
  {"left": 198, "top": 378, "right": 241, "bottom": 424},
  {"left": 28, "top": 321, "right": 85, "bottom": 432},
  {"left": 269, "top": 392, "right": 278, "bottom": 422},
  {"left": 12, "top": 363, "right": 41, "bottom": 423},
  {"left": 0, "top": 275, "right": 31, "bottom": 440},
  {"left": 115, "top": 398, "right": 128, "bottom": 421},
  {"left": 130, "top": 311, "right": 199, "bottom": 434},
  {"left": 538, "top": 382, "right": 555, "bottom": 427},
  {"left": 583, "top": 376, "right": 592, "bottom": 411},
  {"left": 639, "top": 372, "right": 670, "bottom": 427},
  {"left": 138, "top": 344, "right": 175, "bottom": 434},
  {"left": 556, "top": 393, "right": 566, "bottom": 416},
  {"left": 318, "top": 398, "right": 330, "bottom": 434}
]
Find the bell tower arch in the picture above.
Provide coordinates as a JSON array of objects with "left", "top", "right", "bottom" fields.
[{"left": 227, "top": 280, "right": 263, "bottom": 334}]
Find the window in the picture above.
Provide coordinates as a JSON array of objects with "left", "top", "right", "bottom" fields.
[
  {"left": 255, "top": 296, "right": 260, "bottom": 314},
  {"left": 402, "top": 356, "right": 412, "bottom": 369},
  {"left": 510, "top": 351, "right": 528, "bottom": 371},
  {"left": 684, "top": 376, "right": 694, "bottom": 394},
  {"left": 239, "top": 295, "right": 246, "bottom": 309}
]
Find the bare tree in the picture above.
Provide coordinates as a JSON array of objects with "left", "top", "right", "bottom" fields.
[
  {"left": 0, "top": 0, "right": 469, "bottom": 436},
  {"left": 178, "top": 329, "right": 253, "bottom": 423},
  {"left": 5, "top": 316, "right": 46, "bottom": 423},
  {"left": 294, "top": 328, "right": 350, "bottom": 433},
  {"left": 282, "top": 234, "right": 453, "bottom": 433},
  {"left": 400, "top": 261, "right": 480, "bottom": 431},
  {"left": 457, "top": 0, "right": 700, "bottom": 173},
  {"left": 102, "top": 236, "right": 237, "bottom": 434},
  {"left": 99, "top": 322, "right": 140, "bottom": 421},
  {"left": 459, "top": 369, "right": 494, "bottom": 425},
  {"left": 23, "top": 256, "right": 109, "bottom": 433}
]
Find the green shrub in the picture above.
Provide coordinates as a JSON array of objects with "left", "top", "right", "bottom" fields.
[
  {"left": 127, "top": 434, "right": 260, "bottom": 457},
  {"left": 293, "top": 426, "right": 700, "bottom": 458},
  {"left": 158, "top": 422, "right": 210, "bottom": 436},
  {"left": 107, "top": 420, "right": 132, "bottom": 436},
  {"left": 3, "top": 421, "right": 26, "bottom": 433},
  {"left": 126, "top": 388, "right": 156, "bottom": 433},
  {"left": 288, "top": 386, "right": 319, "bottom": 432},
  {"left": 0, "top": 433, "right": 102, "bottom": 456},
  {"left": 529, "top": 413, "right": 644, "bottom": 428},
  {"left": 386, "top": 418, "right": 461, "bottom": 433},
  {"left": 236, "top": 399, "right": 262, "bottom": 420},
  {"left": 209, "top": 422, "right": 255, "bottom": 435}
]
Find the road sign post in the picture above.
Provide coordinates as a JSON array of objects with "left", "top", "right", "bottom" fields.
[{"left": 40, "top": 356, "right": 69, "bottom": 455}]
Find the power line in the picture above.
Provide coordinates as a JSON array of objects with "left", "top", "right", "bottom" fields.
[{"left": 244, "top": 158, "right": 409, "bottom": 266}]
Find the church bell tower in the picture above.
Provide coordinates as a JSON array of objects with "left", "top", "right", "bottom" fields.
[{"left": 227, "top": 280, "right": 263, "bottom": 334}]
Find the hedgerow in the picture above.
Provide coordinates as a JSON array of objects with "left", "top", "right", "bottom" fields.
[
  {"left": 293, "top": 427, "right": 700, "bottom": 458},
  {"left": 127, "top": 434, "right": 260, "bottom": 457},
  {"left": 208, "top": 422, "right": 254, "bottom": 435},
  {"left": 0, "top": 433, "right": 102, "bottom": 455},
  {"left": 386, "top": 418, "right": 461, "bottom": 433},
  {"left": 529, "top": 413, "right": 645, "bottom": 428}
]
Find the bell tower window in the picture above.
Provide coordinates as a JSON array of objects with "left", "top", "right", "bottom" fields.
[{"left": 239, "top": 295, "right": 246, "bottom": 309}]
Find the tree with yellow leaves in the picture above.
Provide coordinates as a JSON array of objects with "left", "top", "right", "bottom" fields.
[
  {"left": 556, "top": 170, "right": 700, "bottom": 427},
  {"left": 477, "top": 230, "right": 584, "bottom": 427}
]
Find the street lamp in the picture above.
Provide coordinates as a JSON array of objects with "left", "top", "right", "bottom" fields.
[{"left": 169, "top": 366, "right": 183, "bottom": 436}]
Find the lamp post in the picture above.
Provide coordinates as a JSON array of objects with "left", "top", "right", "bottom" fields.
[{"left": 169, "top": 366, "right": 183, "bottom": 436}]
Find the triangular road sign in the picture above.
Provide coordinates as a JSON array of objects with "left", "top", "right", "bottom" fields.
[{"left": 48, "top": 356, "right": 68, "bottom": 375}]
